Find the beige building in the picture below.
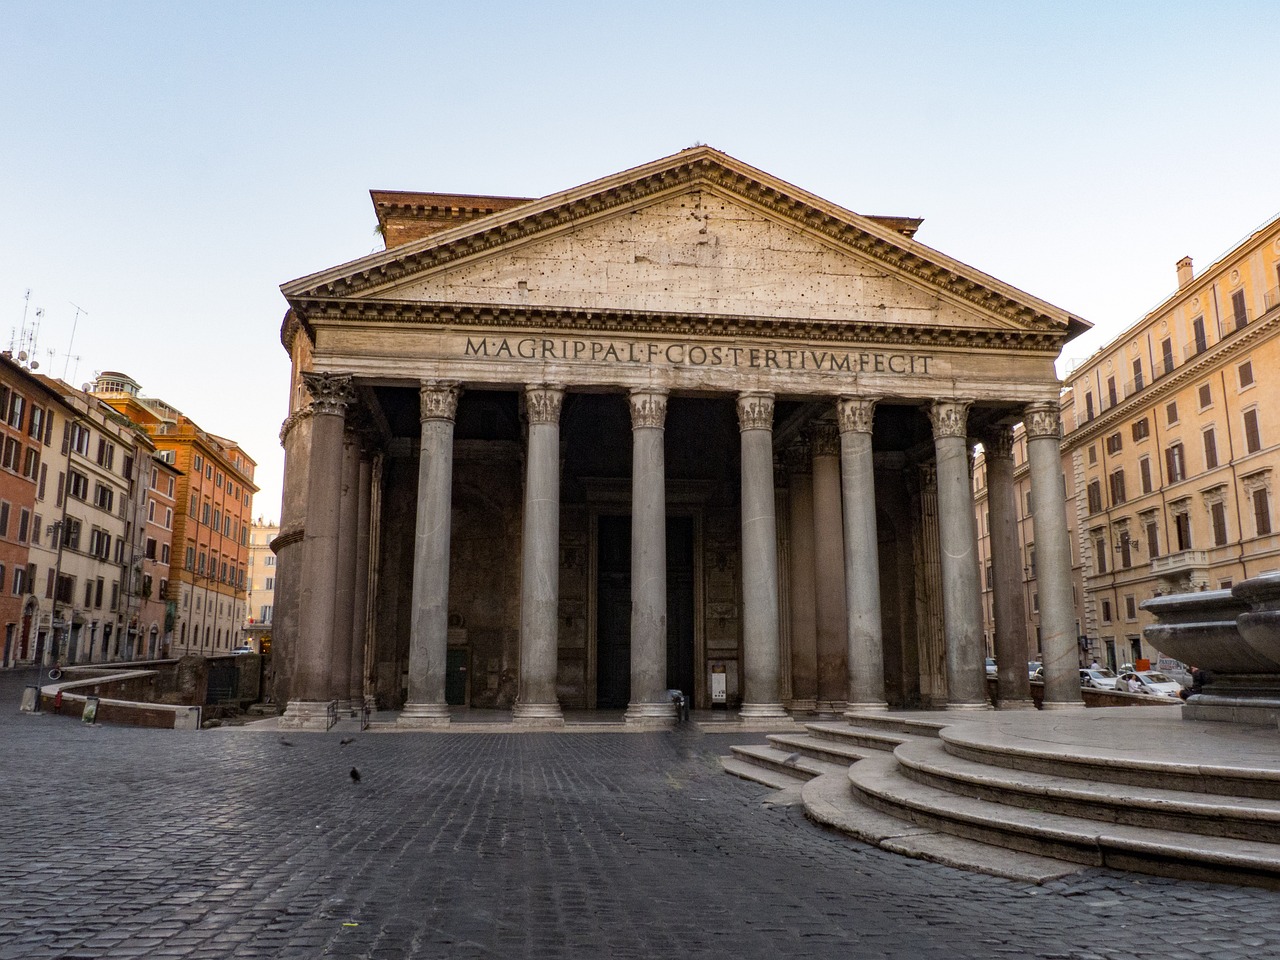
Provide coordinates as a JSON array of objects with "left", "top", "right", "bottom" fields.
[
  {"left": 1058, "top": 213, "right": 1280, "bottom": 672},
  {"left": 273, "top": 147, "right": 1090, "bottom": 729},
  {"left": 244, "top": 518, "right": 279, "bottom": 652}
]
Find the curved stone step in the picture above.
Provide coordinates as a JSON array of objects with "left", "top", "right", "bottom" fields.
[
  {"left": 847, "top": 752, "right": 1280, "bottom": 888},
  {"left": 766, "top": 731, "right": 870, "bottom": 766},
  {"left": 804, "top": 721, "right": 918, "bottom": 753},
  {"left": 896, "top": 737, "right": 1280, "bottom": 843},
  {"left": 940, "top": 723, "right": 1280, "bottom": 800},
  {"left": 802, "top": 772, "right": 1082, "bottom": 884},
  {"left": 726, "top": 743, "right": 847, "bottom": 781},
  {"left": 719, "top": 755, "right": 809, "bottom": 790},
  {"left": 840, "top": 712, "right": 948, "bottom": 738}
]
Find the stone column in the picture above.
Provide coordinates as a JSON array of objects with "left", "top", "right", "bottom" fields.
[
  {"left": 737, "top": 392, "right": 788, "bottom": 720},
  {"left": 329, "top": 431, "right": 361, "bottom": 711},
  {"left": 981, "top": 426, "right": 1034, "bottom": 708},
  {"left": 1025, "top": 402, "right": 1083, "bottom": 710},
  {"left": 399, "top": 380, "right": 460, "bottom": 727},
  {"left": 514, "top": 384, "right": 566, "bottom": 725},
  {"left": 785, "top": 440, "right": 818, "bottom": 712},
  {"left": 625, "top": 388, "right": 675, "bottom": 723},
  {"left": 810, "top": 422, "right": 848, "bottom": 712},
  {"left": 838, "top": 397, "right": 888, "bottom": 713},
  {"left": 929, "top": 400, "right": 989, "bottom": 710},
  {"left": 280, "top": 372, "right": 355, "bottom": 730},
  {"left": 349, "top": 452, "right": 373, "bottom": 709}
]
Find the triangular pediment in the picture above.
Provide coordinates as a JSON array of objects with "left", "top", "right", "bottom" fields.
[{"left": 283, "top": 147, "right": 1088, "bottom": 345}]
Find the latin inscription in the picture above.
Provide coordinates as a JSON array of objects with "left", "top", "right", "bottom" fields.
[{"left": 463, "top": 337, "right": 932, "bottom": 374}]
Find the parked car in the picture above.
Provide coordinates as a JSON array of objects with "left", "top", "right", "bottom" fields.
[
  {"left": 1079, "top": 667, "right": 1118, "bottom": 690},
  {"left": 1117, "top": 671, "right": 1183, "bottom": 697},
  {"left": 985, "top": 657, "right": 997, "bottom": 678},
  {"left": 231, "top": 645, "right": 255, "bottom": 655}
]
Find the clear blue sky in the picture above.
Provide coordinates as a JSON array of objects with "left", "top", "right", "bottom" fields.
[{"left": 3, "top": 1, "right": 1278, "bottom": 516}]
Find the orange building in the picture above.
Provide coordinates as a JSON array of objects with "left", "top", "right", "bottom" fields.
[{"left": 92, "top": 373, "right": 258, "bottom": 655}]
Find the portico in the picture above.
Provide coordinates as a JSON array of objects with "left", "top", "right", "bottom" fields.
[{"left": 274, "top": 147, "right": 1088, "bottom": 729}]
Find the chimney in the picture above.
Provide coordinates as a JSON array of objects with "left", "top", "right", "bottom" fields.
[{"left": 1176, "top": 256, "right": 1194, "bottom": 289}]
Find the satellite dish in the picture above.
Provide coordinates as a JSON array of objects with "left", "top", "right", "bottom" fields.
[
  {"left": 81, "top": 383, "right": 91, "bottom": 391},
  {"left": 17, "top": 351, "right": 26, "bottom": 361},
  {"left": 29, "top": 361, "right": 38, "bottom": 370}
]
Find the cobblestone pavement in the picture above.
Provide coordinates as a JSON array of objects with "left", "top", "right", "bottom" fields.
[{"left": 2, "top": 668, "right": 1278, "bottom": 960}]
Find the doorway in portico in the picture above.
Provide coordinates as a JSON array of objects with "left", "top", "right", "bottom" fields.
[{"left": 594, "top": 514, "right": 696, "bottom": 709}]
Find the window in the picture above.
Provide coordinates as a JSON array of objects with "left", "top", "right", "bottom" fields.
[
  {"left": 1174, "top": 511, "right": 1192, "bottom": 551},
  {"left": 1198, "top": 383, "right": 1212, "bottom": 409},
  {"left": 1253, "top": 487, "right": 1272, "bottom": 536},
  {"left": 12, "top": 565, "right": 26, "bottom": 596},
  {"left": 264, "top": 576, "right": 275, "bottom": 591},
  {"left": 1124, "top": 595, "right": 1137, "bottom": 620},
  {"left": 69, "top": 422, "right": 90, "bottom": 456},
  {"left": 1166, "top": 401, "right": 1179, "bottom": 425},
  {"left": 1118, "top": 531, "right": 1133, "bottom": 568},
  {"left": 1203, "top": 428, "right": 1218, "bottom": 470},
  {"left": 189, "top": 494, "right": 197, "bottom": 518},
  {"left": 202, "top": 502, "right": 211, "bottom": 525},
  {"left": 1106, "top": 433, "right": 1122, "bottom": 454},
  {"left": 1211, "top": 500, "right": 1229, "bottom": 547},
  {"left": 1139, "top": 456, "right": 1153, "bottom": 494},
  {"left": 1231, "top": 289, "right": 1248, "bottom": 330},
  {"left": 1094, "top": 534, "right": 1108, "bottom": 574},
  {"left": 1192, "top": 315, "right": 1207, "bottom": 354},
  {"left": 1101, "top": 599, "right": 1113, "bottom": 623},
  {"left": 96, "top": 439, "right": 115, "bottom": 470},
  {"left": 161, "top": 543, "right": 170, "bottom": 564},
  {"left": 22, "top": 447, "right": 38, "bottom": 479},
  {"left": 259, "top": 605, "right": 273, "bottom": 624},
  {"left": 1166, "top": 443, "right": 1186, "bottom": 483},
  {"left": 67, "top": 470, "right": 89, "bottom": 501},
  {"left": 263, "top": 555, "right": 275, "bottom": 567},
  {"left": 1109, "top": 470, "right": 1126, "bottom": 506},
  {"left": 1131, "top": 358, "right": 1144, "bottom": 392},
  {"left": 27, "top": 405, "right": 43, "bottom": 439},
  {"left": 1085, "top": 393, "right": 1095, "bottom": 420},
  {"left": 1244, "top": 408, "right": 1262, "bottom": 454},
  {"left": 7, "top": 393, "right": 23, "bottom": 428},
  {"left": 145, "top": 537, "right": 157, "bottom": 560},
  {"left": 1027, "top": 545, "right": 1037, "bottom": 578},
  {"left": 165, "top": 508, "right": 172, "bottom": 529},
  {"left": 31, "top": 514, "right": 40, "bottom": 546},
  {"left": 167, "top": 476, "right": 175, "bottom": 497},
  {"left": 215, "top": 471, "right": 223, "bottom": 488},
  {"left": 1, "top": 437, "right": 17, "bottom": 471},
  {"left": 84, "top": 579, "right": 94, "bottom": 607},
  {"left": 148, "top": 500, "right": 155, "bottom": 522},
  {"left": 1160, "top": 337, "right": 1174, "bottom": 376},
  {"left": 1240, "top": 361, "right": 1255, "bottom": 389},
  {"left": 1132, "top": 418, "right": 1150, "bottom": 441},
  {"left": 184, "top": 545, "right": 195, "bottom": 571},
  {"left": 88, "top": 528, "right": 111, "bottom": 560},
  {"left": 1088, "top": 445, "right": 1097, "bottom": 465},
  {"left": 17, "top": 509, "right": 28, "bottom": 543},
  {"left": 193, "top": 454, "right": 203, "bottom": 472},
  {"left": 1107, "top": 377, "right": 1118, "bottom": 407},
  {"left": 0, "top": 501, "right": 8, "bottom": 538},
  {"left": 93, "top": 483, "right": 114, "bottom": 512}
]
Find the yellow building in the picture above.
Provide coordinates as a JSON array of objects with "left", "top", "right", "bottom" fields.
[
  {"left": 977, "top": 213, "right": 1280, "bottom": 675},
  {"left": 244, "top": 518, "right": 279, "bottom": 653}
]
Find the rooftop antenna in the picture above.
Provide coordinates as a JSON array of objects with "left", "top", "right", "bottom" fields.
[{"left": 64, "top": 302, "right": 87, "bottom": 379}]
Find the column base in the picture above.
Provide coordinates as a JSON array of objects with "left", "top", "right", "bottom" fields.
[
  {"left": 278, "top": 699, "right": 337, "bottom": 731},
  {"left": 397, "top": 701, "right": 451, "bottom": 727},
  {"left": 624, "top": 701, "right": 677, "bottom": 724},
  {"left": 843, "top": 701, "right": 889, "bottom": 718},
  {"left": 788, "top": 698, "right": 818, "bottom": 713},
  {"left": 996, "top": 698, "right": 1038, "bottom": 711},
  {"left": 815, "top": 700, "right": 848, "bottom": 715},
  {"left": 1040, "top": 700, "right": 1087, "bottom": 711},
  {"left": 738, "top": 702, "right": 789, "bottom": 720},
  {"left": 946, "top": 701, "right": 994, "bottom": 712},
  {"left": 512, "top": 702, "right": 565, "bottom": 725}
]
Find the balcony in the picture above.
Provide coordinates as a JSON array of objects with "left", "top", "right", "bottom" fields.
[{"left": 1151, "top": 550, "right": 1208, "bottom": 576}]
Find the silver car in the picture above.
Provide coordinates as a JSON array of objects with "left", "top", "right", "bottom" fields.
[{"left": 1080, "top": 667, "right": 1119, "bottom": 690}]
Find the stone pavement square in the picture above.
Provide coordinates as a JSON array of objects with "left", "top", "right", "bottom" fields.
[{"left": 3, "top": 666, "right": 1279, "bottom": 959}]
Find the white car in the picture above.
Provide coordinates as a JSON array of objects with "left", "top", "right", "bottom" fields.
[
  {"left": 984, "top": 657, "right": 997, "bottom": 678},
  {"left": 1117, "top": 671, "right": 1182, "bottom": 697},
  {"left": 1080, "top": 667, "right": 1118, "bottom": 690}
]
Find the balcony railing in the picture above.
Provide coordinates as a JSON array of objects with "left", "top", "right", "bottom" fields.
[
  {"left": 1150, "top": 550, "right": 1208, "bottom": 575},
  {"left": 1265, "top": 285, "right": 1280, "bottom": 312},
  {"left": 1183, "top": 336, "right": 1210, "bottom": 361}
]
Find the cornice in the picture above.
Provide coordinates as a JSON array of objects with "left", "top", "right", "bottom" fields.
[
  {"left": 290, "top": 298, "right": 1068, "bottom": 352},
  {"left": 283, "top": 148, "right": 1084, "bottom": 339},
  {"left": 1064, "top": 308, "right": 1280, "bottom": 449}
]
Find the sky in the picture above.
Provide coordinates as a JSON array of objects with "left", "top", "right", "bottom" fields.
[{"left": 3, "top": 1, "right": 1278, "bottom": 518}]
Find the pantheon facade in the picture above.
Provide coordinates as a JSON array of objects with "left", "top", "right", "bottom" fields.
[{"left": 274, "top": 147, "right": 1089, "bottom": 729}]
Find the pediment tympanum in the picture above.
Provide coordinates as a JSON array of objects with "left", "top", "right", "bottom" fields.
[{"left": 283, "top": 147, "right": 1087, "bottom": 354}]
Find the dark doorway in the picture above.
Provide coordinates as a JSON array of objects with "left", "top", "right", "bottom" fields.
[
  {"left": 666, "top": 516, "right": 696, "bottom": 701},
  {"left": 596, "top": 515, "right": 632, "bottom": 708},
  {"left": 445, "top": 648, "right": 469, "bottom": 705},
  {"left": 596, "top": 514, "right": 697, "bottom": 709}
]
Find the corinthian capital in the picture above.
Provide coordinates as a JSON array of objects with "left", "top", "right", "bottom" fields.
[
  {"left": 419, "top": 380, "right": 461, "bottom": 423},
  {"left": 302, "top": 372, "right": 356, "bottom": 417},
  {"left": 628, "top": 388, "right": 668, "bottom": 430},
  {"left": 736, "top": 392, "right": 774, "bottom": 432},
  {"left": 809, "top": 421, "right": 840, "bottom": 457},
  {"left": 1023, "top": 402, "right": 1061, "bottom": 441},
  {"left": 928, "top": 400, "right": 971, "bottom": 440},
  {"left": 980, "top": 425, "right": 1015, "bottom": 462},
  {"left": 836, "top": 396, "right": 877, "bottom": 435},
  {"left": 524, "top": 383, "right": 565, "bottom": 425}
]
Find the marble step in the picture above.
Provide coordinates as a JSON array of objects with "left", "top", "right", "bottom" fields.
[
  {"left": 847, "top": 752, "right": 1280, "bottom": 888},
  {"left": 725, "top": 744, "right": 849, "bottom": 783},
  {"left": 804, "top": 721, "right": 921, "bottom": 753},
  {"left": 940, "top": 724, "right": 1280, "bottom": 801},
  {"left": 802, "top": 772, "right": 1083, "bottom": 884},
  {"left": 839, "top": 712, "right": 949, "bottom": 738},
  {"left": 719, "top": 754, "right": 809, "bottom": 791},
  {"left": 896, "top": 738, "right": 1280, "bottom": 843},
  {"left": 765, "top": 732, "right": 870, "bottom": 766}
]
